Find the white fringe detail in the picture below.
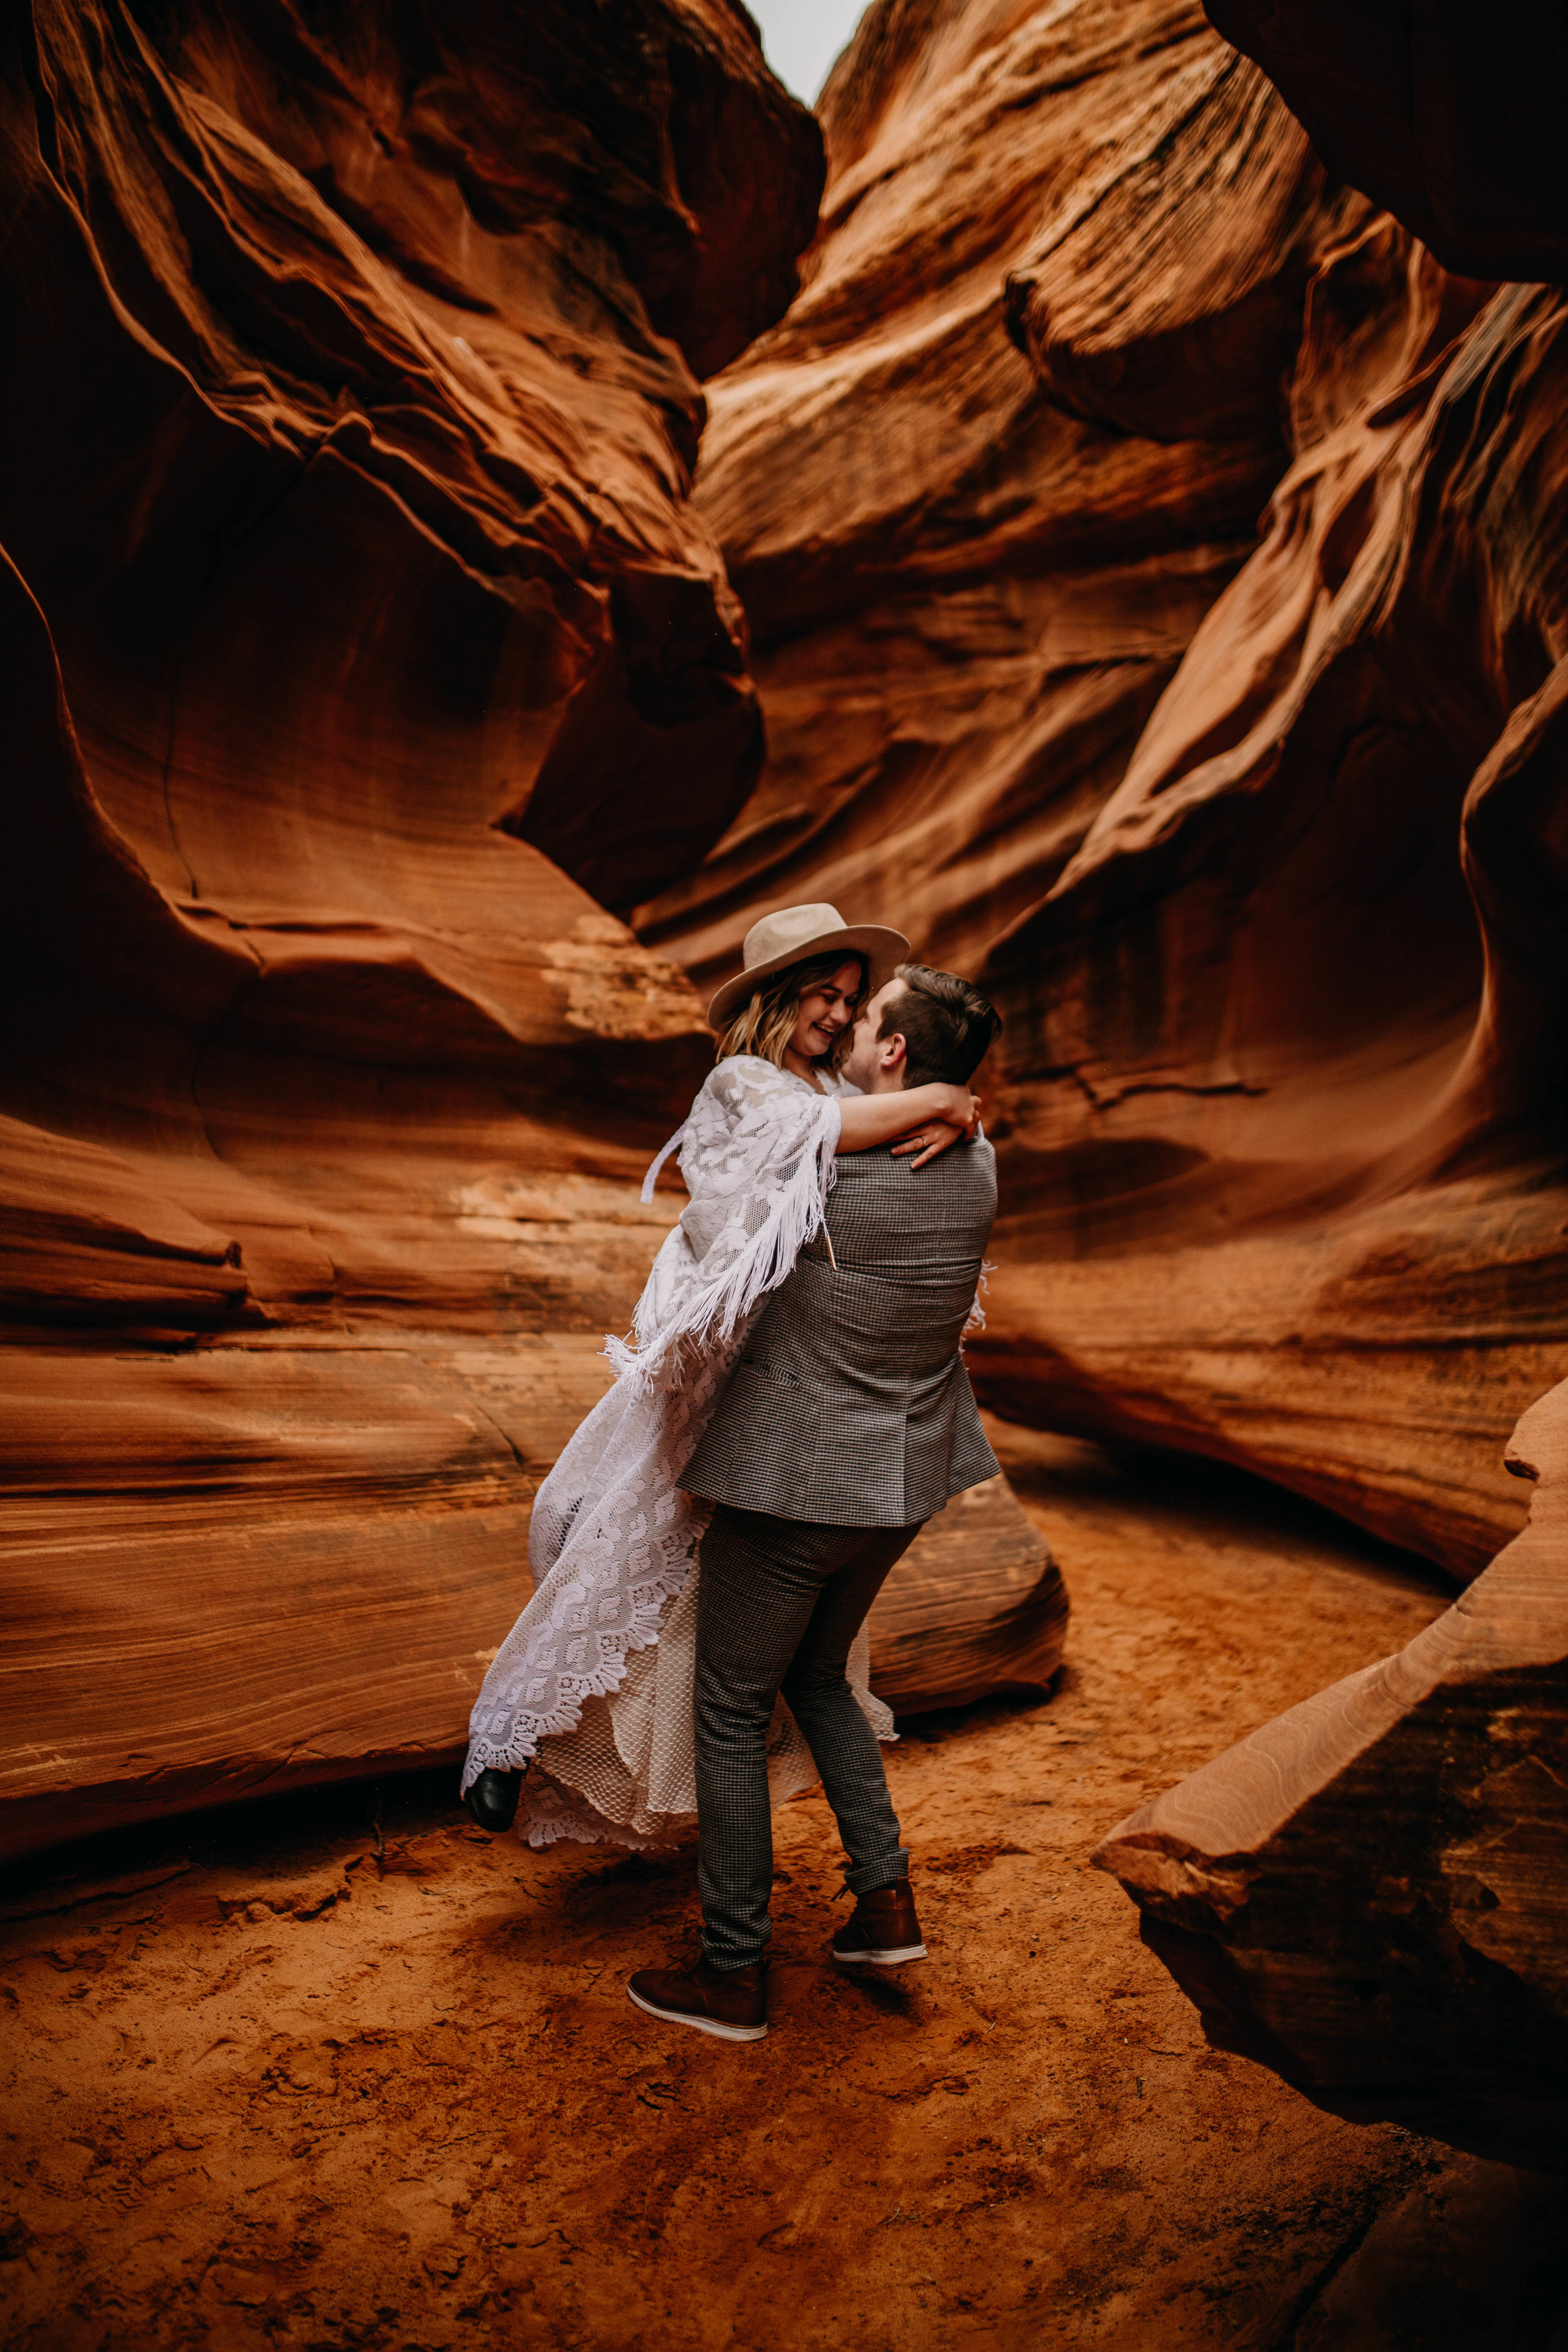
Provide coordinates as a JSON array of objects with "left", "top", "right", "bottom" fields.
[
  {"left": 608, "top": 1089, "right": 841, "bottom": 1398},
  {"left": 962, "top": 1256, "right": 995, "bottom": 1343}
]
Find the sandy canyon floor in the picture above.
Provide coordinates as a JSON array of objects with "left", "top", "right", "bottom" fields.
[{"left": 4, "top": 1419, "right": 1567, "bottom": 2352}]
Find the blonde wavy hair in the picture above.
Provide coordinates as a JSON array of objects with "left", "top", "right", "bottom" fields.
[{"left": 715, "top": 949, "right": 868, "bottom": 1074}]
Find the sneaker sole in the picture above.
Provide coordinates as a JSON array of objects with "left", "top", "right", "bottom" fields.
[
  {"left": 833, "top": 1942, "right": 927, "bottom": 1966},
  {"left": 627, "top": 1984, "right": 768, "bottom": 2042}
]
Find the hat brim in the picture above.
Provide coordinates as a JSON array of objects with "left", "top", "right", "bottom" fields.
[{"left": 706, "top": 924, "right": 911, "bottom": 1032}]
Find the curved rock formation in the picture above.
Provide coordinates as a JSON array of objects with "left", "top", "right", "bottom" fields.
[
  {"left": 975, "top": 224, "right": 1567, "bottom": 1579},
  {"left": 1094, "top": 1376, "right": 1568, "bottom": 2175},
  {"left": 0, "top": 0, "right": 780, "bottom": 1857},
  {"left": 634, "top": 0, "right": 1568, "bottom": 1581},
  {"left": 2, "top": 0, "right": 820, "bottom": 1120},
  {"left": 864, "top": 1473, "right": 1067, "bottom": 1717},
  {"left": 1, "top": 1322, "right": 1062, "bottom": 1862},
  {"left": 635, "top": 0, "right": 1359, "bottom": 987}
]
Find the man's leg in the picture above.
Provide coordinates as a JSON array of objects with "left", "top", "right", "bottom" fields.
[
  {"left": 693, "top": 1505, "right": 867, "bottom": 1971},
  {"left": 780, "top": 1523, "right": 924, "bottom": 1895}
]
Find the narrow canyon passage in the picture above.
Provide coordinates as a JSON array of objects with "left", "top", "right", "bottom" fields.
[
  {"left": 6, "top": 1423, "right": 1562, "bottom": 2349},
  {"left": 6, "top": 0, "right": 1567, "bottom": 2330}
]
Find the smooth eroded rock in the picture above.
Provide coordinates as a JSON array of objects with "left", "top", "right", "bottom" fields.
[
  {"left": 1093, "top": 1378, "right": 1568, "bottom": 2173},
  {"left": 0, "top": 1342, "right": 1064, "bottom": 1863},
  {"left": 973, "top": 214, "right": 1566, "bottom": 1578},
  {"left": 634, "top": 0, "right": 1324, "bottom": 985},
  {"left": 4, "top": 0, "right": 1072, "bottom": 1866},
  {"left": 867, "top": 1473, "right": 1069, "bottom": 1715},
  {"left": 628, "top": 0, "right": 1568, "bottom": 1579}
]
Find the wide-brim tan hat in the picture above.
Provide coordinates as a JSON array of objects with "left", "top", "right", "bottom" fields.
[{"left": 706, "top": 903, "right": 911, "bottom": 1030}]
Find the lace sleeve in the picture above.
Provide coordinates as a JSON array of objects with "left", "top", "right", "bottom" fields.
[{"left": 607, "top": 1056, "right": 840, "bottom": 1392}]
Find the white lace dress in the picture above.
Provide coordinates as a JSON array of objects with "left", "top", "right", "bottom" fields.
[{"left": 462, "top": 1054, "right": 896, "bottom": 1849}]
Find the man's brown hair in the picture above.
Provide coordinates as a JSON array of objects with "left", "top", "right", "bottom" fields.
[{"left": 878, "top": 963, "right": 1002, "bottom": 1087}]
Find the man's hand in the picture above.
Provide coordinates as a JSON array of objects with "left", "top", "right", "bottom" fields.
[{"left": 889, "top": 1087, "right": 982, "bottom": 1170}]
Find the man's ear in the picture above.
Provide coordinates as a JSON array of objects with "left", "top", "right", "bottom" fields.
[{"left": 881, "top": 1029, "right": 908, "bottom": 1076}]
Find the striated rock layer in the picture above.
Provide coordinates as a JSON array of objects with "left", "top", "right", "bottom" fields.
[
  {"left": 1095, "top": 1377, "right": 1568, "bottom": 2175},
  {"left": 636, "top": 0, "right": 1359, "bottom": 988},
  {"left": 975, "top": 219, "right": 1568, "bottom": 1579},
  {"left": 636, "top": 0, "right": 1568, "bottom": 1579},
  {"left": 0, "top": 0, "right": 788, "bottom": 1860},
  {"left": 1, "top": 0, "right": 821, "bottom": 1333},
  {"left": 0, "top": 1337, "right": 1066, "bottom": 1864}
]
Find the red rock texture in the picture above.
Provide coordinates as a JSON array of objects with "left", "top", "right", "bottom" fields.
[
  {"left": 7, "top": 0, "right": 1565, "bottom": 1970},
  {"left": 0, "top": 1332, "right": 1064, "bottom": 1864},
  {"left": 3, "top": 0, "right": 809, "bottom": 1310},
  {"left": 636, "top": 0, "right": 1568, "bottom": 1582},
  {"left": 975, "top": 228, "right": 1568, "bottom": 1580},
  {"left": 1095, "top": 1376, "right": 1568, "bottom": 2176},
  {"left": 1, "top": 0, "right": 818, "bottom": 1125},
  {"left": 0, "top": 0, "right": 775, "bottom": 1853},
  {"left": 865, "top": 1474, "right": 1067, "bottom": 1717},
  {"left": 636, "top": 0, "right": 1359, "bottom": 986}
]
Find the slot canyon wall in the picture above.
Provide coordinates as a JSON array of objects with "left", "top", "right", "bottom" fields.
[
  {"left": 623, "top": 0, "right": 1568, "bottom": 2168},
  {"left": 2, "top": 0, "right": 1565, "bottom": 2175},
  {"left": 1076, "top": 0, "right": 1568, "bottom": 2181},
  {"left": 635, "top": 0, "right": 1568, "bottom": 1586},
  {"left": 0, "top": 0, "right": 1064, "bottom": 1868},
  {"left": 0, "top": 0, "right": 814, "bottom": 1860}
]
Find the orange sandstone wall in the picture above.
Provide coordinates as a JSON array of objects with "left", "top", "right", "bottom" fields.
[
  {"left": 1077, "top": 0, "right": 1568, "bottom": 2173},
  {"left": 0, "top": 0, "right": 1067, "bottom": 1868},
  {"left": 637, "top": 0, "right": 1568, "bottom": 1578},
  {"left": 0, "top": 0, "right": 821, "bottom": 1856},
  {"left": 637, "top": 0, "right": 1355, "bottom": 985},
  {"left": 6, "top": 0, "right": 1566, "bottom": 1867}
]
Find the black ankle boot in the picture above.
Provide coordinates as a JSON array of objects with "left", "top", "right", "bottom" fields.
[{"left": 464, "top": 1767, "right": 521, "bottom": 1833}]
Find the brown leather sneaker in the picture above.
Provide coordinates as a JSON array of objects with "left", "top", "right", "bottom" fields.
[
  {"left": 627, "top": 1956, "right": 768, "bottom": 2043},
  {"left": 832, "top": 1879, "right": 926, "bottom": 1966}
]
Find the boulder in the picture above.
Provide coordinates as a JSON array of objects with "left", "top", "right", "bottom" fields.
[
  {"left": 1094, "top": 1378, "right": 1568, "bottom": 2173},
  {"left": 867, "top": 1473, "right": 1068, "bottom": 1716}
]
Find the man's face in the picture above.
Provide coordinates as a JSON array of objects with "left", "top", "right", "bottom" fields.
[{"left": 844, "top": 978, "right": 908, "bottom": 1091}]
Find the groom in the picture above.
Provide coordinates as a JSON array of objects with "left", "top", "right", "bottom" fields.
[{"left": 627, "top": 962, "right": 1002, "bottom": 2043}]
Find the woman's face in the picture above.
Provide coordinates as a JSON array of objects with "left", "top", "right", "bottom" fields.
[{"left": 789, "top": 959, "right": 865, "bottom": 1061}]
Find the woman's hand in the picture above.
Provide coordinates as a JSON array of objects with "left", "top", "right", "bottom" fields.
[
  {"left": 888, "top": 1087, "right": 982, "bottom": 1169},
  {"left": 889, "top": 1120, "right": 964, "bottom": 1170},
  {"left": 837, "top": 1082, "right": 982, "bottom": 1158}
]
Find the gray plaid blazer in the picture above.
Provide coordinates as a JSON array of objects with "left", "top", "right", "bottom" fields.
[{"left": 681, "top": 1136, "right": 1000, "bottom": 1528}]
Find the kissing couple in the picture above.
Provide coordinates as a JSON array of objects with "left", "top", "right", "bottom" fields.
[{"left": 463, "top": 903, "right": 1002, "bottom": 2043}]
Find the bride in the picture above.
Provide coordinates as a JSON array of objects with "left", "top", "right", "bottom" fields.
[{"left": 461, "top": 902, "right": 980, "bottom": 1849}]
